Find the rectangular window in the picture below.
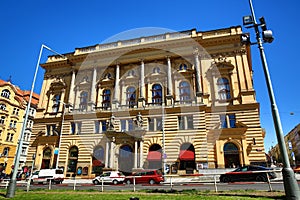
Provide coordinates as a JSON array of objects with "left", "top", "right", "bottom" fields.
[
  {"left": 95, "top": 121, "right": 100, "bottom": 134},
  {"left": 156, "top": 118, "right": 162, "bottom": 131},
  {"left": 148, "top": 118, "right": 154, "bottom": 131},
  {"left": 6, "top": 133, "right": 10, "bottom": 141},
  {"left": 101, "top": 120, "right": 107, "bottom": 132},
  {"left": 71, "top": 122, "right": 76, "bottom": 134},
  {"left": 0, "top": 116, "right": 5, "bottom": 124},
  {"left": 12, "top": 108, "right": 19, "bottom": 115},
  {"left": 22, "top": 147, "right": 26, "bottom": 155},
  {"left": 128, "top": 119, "right": 133, "bottom": 131},
  {"left": 46, "top": 124, "right": 57, "bottom": 135},
  {"left": 220, "top": 114, "right": 236, "bottom": 128},
  {"left": 121, "top": 120, "right": 126, "bottom": 132},
  {"left": 9, "top": 120, "right": 17, "bottom": 128},
  {"left": 178, "top": 115, "right": 194, "bottom": 130},
  {"left": 77, "top": 122, "right": 82, "bottom": 134}
]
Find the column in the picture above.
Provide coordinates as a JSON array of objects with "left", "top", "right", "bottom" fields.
[
  {"left": 194, "top": 49, "right": 203, "bottom": 102},
  {"left": 138, "top": 60, "right": 145, "bottom": 107},
  {"left": 139, "top": 140, "right": 144, "bottom": 168},
  {"left": 105, "top": 142, "right": 109, "bottom": 168},
  {"left": 68, "top": 70, "right": 76, "bottom": 106},
  {"left": 166, "top": 57, "right": 173, "bottom": 105},
  {"left": 113, "top": 64, "right": 120, "bottom": 108},
  {"left": 110, "top": 141, "right": 114, "bottom": 169},
  {"left": 134, "top": 140, "right": 138, "bottom": 169},
  {"left": 90, "top": 68, "right": 97, "bottom": 110}
]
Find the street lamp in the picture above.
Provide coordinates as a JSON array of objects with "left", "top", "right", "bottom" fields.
[
  {"left": 242, "top": 0, "right": 300, "bottom": 199},
  {"left": 55, "top": 101, "right": 71, "bottom": 169},
  {"left": 6, "top": 44, "right": 66, "bottom": 198}
]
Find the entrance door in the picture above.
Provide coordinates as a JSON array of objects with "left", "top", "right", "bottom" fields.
[
  {"left": 118, "top": 145, "right": 133, "bottom": 174},
  {"left": 224, "top": 142, "right": 240, "bottom": 168}
]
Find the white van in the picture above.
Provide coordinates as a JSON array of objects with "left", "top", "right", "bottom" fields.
[{"left": 31, "top": 169, "right": 64, "bottom": 184}]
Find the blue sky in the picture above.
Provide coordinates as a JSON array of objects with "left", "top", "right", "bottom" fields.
[{"left": 0, "top": 0, "right": 299, "bottom": 152}]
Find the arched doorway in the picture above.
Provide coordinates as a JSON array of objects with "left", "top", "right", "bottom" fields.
[
  {"left": 224, "top": 142, "right": 240, "bottom": 168},
  {"left": 147, "top": 144, "right": 162, "bottom": 169},
  {"left": 67, "top": 146, "right": 78, "bottom": 173},
  {"left": 92, "top": 146, "right": 105, "bottom": 175},
  {"left": 179, "top": 143, "right": 196, "bottom": 171},
  {"left": 119, "top": 145, "right": 133, "bottom": 174},
  {"left": 41, "top": 147, "right": 52, "bottom": 169}
]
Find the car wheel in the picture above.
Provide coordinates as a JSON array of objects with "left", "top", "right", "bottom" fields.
[
  {"left": 93, "top": 179, "right": 100, "bottom": 185},
  {"left": 112, "top": 179, "right": 118, "bottom": 185},
  {"left": 256, "top": 175, "right": 267, "bottom": 182},
  {"left": 126, "top": 179, "right": 131, "bottom": 185},
  {"left": 221, "top": 176, "right": 230, "bottom": 183},
  {"left": 149, "top": 179, "right": 155, "bottom": 185}
]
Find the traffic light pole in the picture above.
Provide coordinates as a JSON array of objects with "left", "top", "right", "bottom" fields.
[{"left": 247, "top": 0, "right": 300, "bottom": 199}]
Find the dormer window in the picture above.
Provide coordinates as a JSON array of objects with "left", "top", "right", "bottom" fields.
[
  {"left": 1, "top": 89, "right": 10, "bottom": 99},
  {"left": 105, "top": 73, "right": 112, "bottom": 79}
]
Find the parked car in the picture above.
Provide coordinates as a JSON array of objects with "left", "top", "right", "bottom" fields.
[
  {"left": 92, "top": 171, "right": 125, "bottom": 185},
  {"left": 293, "top": 165, "right": 300, "bottom": 174},
  {"left": 219, "top": 165, "right": 276, "bottom": 183},
  {"left": 124, "top": 169, "right": 164, "bottom": 185},
  {"left": 30, "top": 169, "right": 64, "bottom": 184}
]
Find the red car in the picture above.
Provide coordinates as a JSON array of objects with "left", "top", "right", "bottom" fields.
[{"left": 124, "top": 169, "right": 164, "bottom": 185}]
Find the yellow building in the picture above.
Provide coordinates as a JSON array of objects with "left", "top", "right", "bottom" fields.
[
  {"left": 0, "top": 80, "right": 39, "bottom": 174},
  {"left": 27, "top": 26, "right": 266, "bottom": 178},
  {"left": 269, "top": 123, "right": 300, "bottom": 166}
]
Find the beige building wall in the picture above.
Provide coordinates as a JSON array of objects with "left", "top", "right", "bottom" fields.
[{"left": 27, "top": 26, "right": 266, "bottom": 178}]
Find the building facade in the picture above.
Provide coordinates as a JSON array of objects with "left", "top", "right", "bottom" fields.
[
  {"left": 0, "top": 80, "right": 39, "bottom": 174},
  {"left": 26, "top": 26, "right": 266, "bottom": 178},
  {"left": 269, "top": 123, "right": 300, "bottom": 167}
]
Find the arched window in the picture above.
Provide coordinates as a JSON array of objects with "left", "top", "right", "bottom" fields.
[
  {"left": 52, "top": 94, "right": 61, "bottom": 113},
  {"left": 1, "top": 89, "right": 10, "bottom": 99},
  {"left": 179, "top": 81, "right": 191, "bottom": 103},
  {"left": 179, "top": 143, "right": 195, "bottom": 171},
  {"left": 0, "top": 104, "right": 6, "bottom": 111},
  {"left": 79, "top": 91, "right": 88, "bottom": 111},
  {"left": 92, "top": 146, "right": 105, "bottom": 174},
  {"left": 217, "top": 78, "right": 231, "bottom": 100},
  {"left": 67, "top": 146, "right": 78, "bottom": 173},
  {"left": 102, "top": 89, "right": 111, "bottom": 109},
  {"left": 152, "top": 84, "right": 162, "bottom": 104},
  {"left": 41, "top": 147, "right": 52, "bottom": 169},
  {"left": 179, "top": 64, "right": 188, "bottom": 71},
  {"left": 126, "top": 87, "right": 136, "bottom": 108}
]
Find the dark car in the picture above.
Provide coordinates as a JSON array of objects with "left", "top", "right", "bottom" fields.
[
  {"left": 124, "top": 169, "right": 164, "bottom": 185},
  {"left": 219, "top": 165, "right": 276, "bottom": 183}
]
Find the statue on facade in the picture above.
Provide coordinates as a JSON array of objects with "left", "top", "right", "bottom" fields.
[
  {"left": 134, "top": 112, "right": 143, "bottom": 129},
  {"left": 107, "top": 114, "right": 115, "bottom": 130}
]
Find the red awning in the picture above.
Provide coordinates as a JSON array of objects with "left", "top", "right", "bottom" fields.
[
  {"left": 147, "top": 151, "right": 162, "bottom": 161},
  {"left": 92, "top": 160, "right": 103, "bottom": 166},
  {"left": 179, "top": 150, "right": 195, "bottom": 161}
]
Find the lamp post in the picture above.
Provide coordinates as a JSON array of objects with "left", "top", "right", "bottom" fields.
[
  {"left": 55, "top": 101, "right": 70, "bottom": 169},
  {"left": 6, "top": 44, "right": 65, "bottom": 198},
  {"left": 242, "top": 0, "right": 300, "bottom": 199}
]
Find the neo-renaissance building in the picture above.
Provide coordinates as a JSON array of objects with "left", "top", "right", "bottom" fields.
[{"left": 26, "top": 26, "right": 266, "bottom": 178}]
